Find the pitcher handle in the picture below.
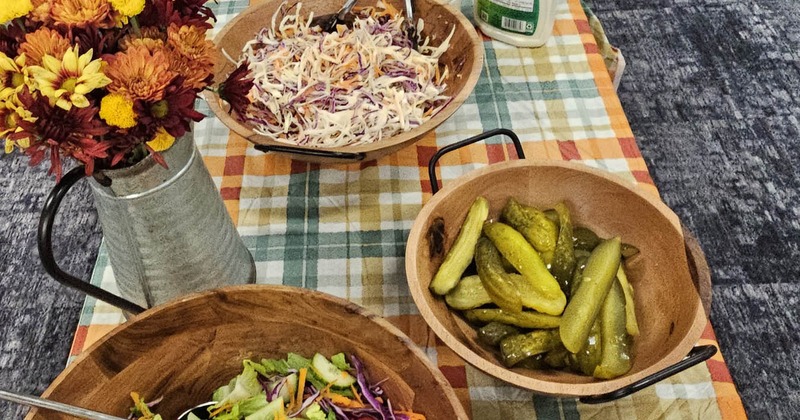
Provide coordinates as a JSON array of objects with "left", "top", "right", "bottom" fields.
[{"left": 37, "top": 166, "right": 147, "bottom": 315}]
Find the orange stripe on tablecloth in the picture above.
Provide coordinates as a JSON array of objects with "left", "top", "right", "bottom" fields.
[
  {"left": 714, "top": 382, "right": 748, "bottom": 420},
  {"left": 553, "top": 18, "right": 578, "bottom": 36},
  {"left": 558, "top": 140, "right": 581, "bottom": 160},
  {"left": 69, "top": 325, "right": 88, "bottom": 357}
]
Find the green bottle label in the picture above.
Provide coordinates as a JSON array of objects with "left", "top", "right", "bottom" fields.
[{"left": 477, "top": 0, "right": 541, "bottom": 36}]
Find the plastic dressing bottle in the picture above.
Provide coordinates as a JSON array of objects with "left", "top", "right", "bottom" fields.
[{"left": 474, "top": 0, "right": 559, "bottom": 48}]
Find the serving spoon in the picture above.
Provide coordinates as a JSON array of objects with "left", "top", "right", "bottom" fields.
[
  {"left": 310, "top": 0, "right": 358, "bottom": 32},
  {"left": 0, "top": 389, "right": 215, "bottom": 420}
]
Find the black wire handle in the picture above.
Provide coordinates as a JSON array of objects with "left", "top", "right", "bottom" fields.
[
  {"left": 428, "top": 128, "right": 525, "bottom": 195},
  {"left": 579, "top": 345, "right": 718, "bottom": 404},
  {"left": 37, "top": 166, "right": 147, "bottom": 315},
  {"left": 254, "top": 144, "right": 366, "bottom": 161}
]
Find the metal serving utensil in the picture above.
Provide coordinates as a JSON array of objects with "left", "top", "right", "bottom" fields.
[
  {"left": 310, "top": 0, "right": 358, "bottom": 32},
  {"left": 405, "top": 0, "right": 417, "bottom": 49},
  {"left": 0, "top": 389, "right": 126, "bottom": 420},
  {"left": 0, "top": 388, "right": 218, "bottom": 420}
]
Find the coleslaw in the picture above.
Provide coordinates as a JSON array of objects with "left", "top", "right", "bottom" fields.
[{"left": 224, "top": 1, "right": 454, "bottom": 148}]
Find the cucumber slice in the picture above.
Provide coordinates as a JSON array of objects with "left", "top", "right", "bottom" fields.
[
  {"left": 271, "top": 372, "right": 297, "bottom": 403},
  {"left": 311, "top": 353, "right": 356, "bottom": 388}
]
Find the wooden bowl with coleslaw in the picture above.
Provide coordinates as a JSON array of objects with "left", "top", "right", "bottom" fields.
[{"left": 203, "top": 0, "right": 483, "bottom": 163}]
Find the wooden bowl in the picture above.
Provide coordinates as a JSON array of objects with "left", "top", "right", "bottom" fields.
[
  {"left": 405, "top": 160, "right": 708, "bottom": 397},
  {"left": 27, "top": 285, "right": 468, "bottom": 419},
  {"left": 203, "top": 0, "right": 484, "bottom": 164}
]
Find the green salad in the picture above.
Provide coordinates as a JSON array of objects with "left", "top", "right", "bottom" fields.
[{"left": 129, "top": 352, "right": 426, "bottom": 420}]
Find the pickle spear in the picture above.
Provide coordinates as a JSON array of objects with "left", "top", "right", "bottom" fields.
[
  {"left": 550, "top": 202, "right": 577, "bottom": 297},
  {"left": 430, "top": 196, "right": 489, "bottom": 295},
  {"left": 559, "top": 237, "right": 621, "bottom": 353},
  {"left": 475, "top": 237, "right": 523, "bottom": 313},
  {"left": 593, "top": 280, "right": 633, "bottom": 379},
  {"left": 445, "top": 275, "right": 493, "bottom": 310},
  {"left": 501, "top": 198, "right": 558, "bottom": 265},
  {"left": 616, "top": 265, "right": 640, "bottom": 336},
  {"left": 483, "top": 222, "right": 566, "bottom": 314},
  {"left": 464, "top": 308, "right": 561, "bottom": 329},
  {"left": 500, "top": 330, "right": 559, "bottom": 367}
]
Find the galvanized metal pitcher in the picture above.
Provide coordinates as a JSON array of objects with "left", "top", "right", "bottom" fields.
[{"left": 37, "top": 133, "right": 256, "bottom": 315}]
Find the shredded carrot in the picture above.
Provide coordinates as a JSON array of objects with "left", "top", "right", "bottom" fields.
[
  {"left": 208, "top": 403, "right": 233, "bottom": 417},
  {"left": 276, "top": 402, "right": 287, "bottom": 420},
  {"left": 325, "top": 392, "right": 364, "bottom": 408},
  {"left": 350, "top": 384, "right": 364, "bottom": 406},
  {"left": 295, "top": 367, "right": 307, "bottom": 411}
]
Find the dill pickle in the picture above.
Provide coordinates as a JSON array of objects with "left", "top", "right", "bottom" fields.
[
  {"left": 621, "top": 243, "right": 641, "bottom": 258},
  {"left": 444, "top": 275, "right": 493, "bottom": 310},
  {"left": 543, "top": 344, "right": 570, "bottom": 369},
  {"left": 593, "top": 280, "right": 632, "bottom": 379},
  {"left": 559, "top": 237, "right": 621, "bottom": 353},
  {"left": 566, "top": 320, "right": 603, "bottom": 376},
  {"left": 616, "top": 265, "right": 639, "bottom": 336},
  {"left": 543, "top": 209, "right": 559, "bottom": 225},
  {"left": 550, "top": 202, "right": 577, "bottom": 297},
  {"left": 475, "top": 237, "right": 523, "bottom": 313},
  {"left": 477, "top": 322, "right": 521, "bottom": 347},
  {"left": 500, "top": 330, "right": 560, "bottom": 367},
  {"left": 515, "top": 355, "right": 547, "bottom": 370},
  {"left": 573, "top": 226, "right": 601, "bottom": 251},
  {"left": 501, "top": 198, "right": 558, "bottom": 265},
  {"left": 430, "top": 196, "right": 489, "bottom": 295},
  {"left": 463, "top": 308, "right": 561, "bottom": 329},
  {"left": 570, "top": 256, "right": 588, "bottom": 296},
  {"left": 483, "top": 222, "right": 566, "bottom": 315}
]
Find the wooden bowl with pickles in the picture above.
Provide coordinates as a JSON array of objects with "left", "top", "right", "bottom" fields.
[{"left": 405, "top": 129, "right": 714, "bottom": 401}]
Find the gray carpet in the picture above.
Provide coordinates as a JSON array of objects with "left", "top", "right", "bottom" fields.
[{"left": 2, "top": 0, "right": 799, "bottom": 418}]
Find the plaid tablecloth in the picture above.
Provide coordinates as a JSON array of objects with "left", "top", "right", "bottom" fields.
[{"left": 68, "top": 0, "right": 747, "bottom": 418}]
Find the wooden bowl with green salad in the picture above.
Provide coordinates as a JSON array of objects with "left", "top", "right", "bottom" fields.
[
  {"left": 27, "top": 286, "right": 467, "bottom": 419},
  {"left": 203, "top": 0, "right": 483, "bottom": 164},
  {"left": 405, "top": 136, "right": 711, "bottom": 399}
]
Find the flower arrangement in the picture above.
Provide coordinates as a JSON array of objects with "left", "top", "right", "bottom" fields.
[{"left": 0, "top": 0, "right": 216, "bottom": 179}]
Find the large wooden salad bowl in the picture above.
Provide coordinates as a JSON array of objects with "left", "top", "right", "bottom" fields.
[
  {"left": 27, "top": 286, "right": 468, "bottom": 419},
  {"left": 405, "top": 159, "right": 708, "bottom": 397},
  {"left": 203, "top": 0, "right": 484, "bottom": 164}
]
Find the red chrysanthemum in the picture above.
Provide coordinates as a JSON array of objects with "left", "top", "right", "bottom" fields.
[
  {"left": 219, "top": 61, "right": 253, "bottom": 119},
  {"left": 138, "top": 0, "right": 215, "bottom": 29},
  {"left": 11, "top": 88, "right": 110, "bottom": 179},
  {"left": 136, "top": 76, "right": 204, "bottom": 138},
  {"left": 0, "top": 24, "right": 25, "bottom": 56}
]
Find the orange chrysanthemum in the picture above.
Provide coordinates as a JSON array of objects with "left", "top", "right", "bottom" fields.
[
  {"left": 18, "top": 27, "right": 71, "bottom": 66},
  {"left": 50, "top": 0, "right": 115, "bottom": 29},
  {"left": 105, "top": 45, "right": 175, "bottom": 101},
  {"left": 119, "top": 28, "right": 166, "bottom": 53},
  {"left": 29, "top": 0, "right": 52, "bottom": 23},
  {"left": 166, "top": 23, "right": 213, "bottom": 90}
]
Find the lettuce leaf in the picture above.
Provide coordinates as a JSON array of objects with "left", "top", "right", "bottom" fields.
[{"left": 331, "top": 353, "right": 351, "bottom": 371}]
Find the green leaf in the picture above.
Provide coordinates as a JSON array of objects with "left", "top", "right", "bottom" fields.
[
  {"left": 331, "top": 353, "right": 351, "bottom": 371},
  {"left": 286, "top": 353, "right": 311, "bottom": 370}
]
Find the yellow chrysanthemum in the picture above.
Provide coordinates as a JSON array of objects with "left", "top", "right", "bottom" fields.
[
  {"left": 108, "top": 0, "right": 145, "bottom": 18},
  {"left": 99, "top": 93, "right": 137, "bottom": 128},
  {"left": 0, "top": 0, "right": 33, "bottom": 24},
  {"left": 0, "top": 53, "right": 30, "bottom": 103},
  {"left": 28, "top": 45, "right": 111, "bottom": 110},
  {"left": 1, "top": 102, "right": 31, "bottom": 153},
  {"left": 147, "top": 127, "right": 175, "bottom": 152}
]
